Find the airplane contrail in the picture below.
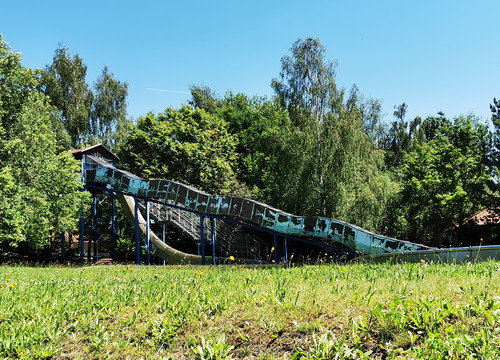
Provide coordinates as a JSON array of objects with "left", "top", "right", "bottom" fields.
[{"left": 146, "top": 88, "right": 190, "bottom": 94}]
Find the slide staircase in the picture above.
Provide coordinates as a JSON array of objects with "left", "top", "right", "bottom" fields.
[
  {"left": 138, "top": 199, "right": 267, "bottom": 259},
  {"left": 84, "top": 155, "right": 435, "bottom": 264}
]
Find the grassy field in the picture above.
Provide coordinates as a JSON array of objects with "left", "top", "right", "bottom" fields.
[{"left": 0, "top": 261, "right": 499, "bottom": 359}]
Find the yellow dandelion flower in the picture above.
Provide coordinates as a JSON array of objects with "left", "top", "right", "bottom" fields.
[
  {"left": 4, "top": 273, "right": 7, "bottom": 277},
  {"left": 229, "top": 256, "right": 235, "bottom": 261},
  {"left": 271, "top": 247, "right": 275, "bottom": 252},
  {"left": 247, "top": 275, "right": 251, "bottom": 280},
  {"left": 154, "top": 274, "right": 160, "bottom": 278},
  {"left": 6, "top": 279, "right": 10, "bottom": 282},
  {"left": 420, "top": 259, "right": 425, "bottom": 263},
  {"left": 9, "top": 284, "right": 14, "bottom": 289},
  {"left": 172, "top": 282, "right": 177, "bottom": 287},
  {"left": 200, "top": 271, "right": 204, "bottom": 275}
]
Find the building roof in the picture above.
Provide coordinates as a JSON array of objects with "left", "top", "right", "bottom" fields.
[
  {"left": 71, "top": 144, "right": 120, "bottom": 162},
  {"left": 462, "top": 204, "right": 500, "bottom": 226}
]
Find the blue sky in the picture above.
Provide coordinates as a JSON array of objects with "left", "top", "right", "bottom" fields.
[{"left": 2, "top": 1, "right": 499, "bottom": 125}]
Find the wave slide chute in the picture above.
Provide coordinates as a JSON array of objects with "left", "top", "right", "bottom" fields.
[{"left": 84, "top": 156, "right": 440, "bottom": 264}]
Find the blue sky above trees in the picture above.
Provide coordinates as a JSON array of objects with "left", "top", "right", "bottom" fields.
[{"left": 2, "top": 0, "right": 498, "bottom": 123}]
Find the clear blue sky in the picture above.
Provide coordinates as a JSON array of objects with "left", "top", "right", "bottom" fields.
[{"left": 2, "top": 0, "right": 499, "bottom": 125}]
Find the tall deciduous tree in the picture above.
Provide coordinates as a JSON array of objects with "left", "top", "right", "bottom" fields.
[
  {"left": 384, "top": 103, "right": 425, "bottom": 169},
  {"left": 489, "top": 98, "right": 500, "bottom": 198},
  {"left": 394, "top": 115, "right": 492, "bottom": 246},
  {"left": 268, "top": 38, "right": 395, "bottom": 231},
  {"left": 0, "top": 36, "right": 84, "bottom": 254},
  {"left": 189, "top": 85, "right": 220, "bottom": 114},
  {"left": 40, "top": 46, "right": 128, "bottom": 149},
  {"left": 91, "top": 66, "right": 129, "bottom": 148},
  {"left": 40, "top": 46, "right": 93, "bottom": 147},
  {"left": 119, "top": 105, "right": 247, "bottom": 196},
  {"left": 272, "top": 38, "right": 341, "bottom": 127}
]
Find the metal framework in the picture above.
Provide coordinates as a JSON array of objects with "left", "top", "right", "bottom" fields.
[
  {"left": 72, "top": 150, "right": 500, "bottom": 265},
  {"left": 74, "top": 154, "right": 433, "bottom": 266}
]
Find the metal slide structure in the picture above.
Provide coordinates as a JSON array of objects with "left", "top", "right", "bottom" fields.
[{"left": 83, "top": 156, "right": 441, "bottom": 264}]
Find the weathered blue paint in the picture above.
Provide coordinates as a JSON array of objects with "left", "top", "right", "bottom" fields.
[{"left": 86, "top": 159, "right": 431, "bottom": 255}]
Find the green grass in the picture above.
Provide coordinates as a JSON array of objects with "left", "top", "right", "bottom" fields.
[{"left": 0, "top": 261, "right": 499, "bottom": 359}]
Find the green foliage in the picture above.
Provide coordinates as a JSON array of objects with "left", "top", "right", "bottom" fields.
[
  {"left": 189, "top": 85, "right": 220, "bottom": 115},
  {"left": 292, "top": 331, "right": 371, "bottom": 359},
  {"left": 383, "top": 103, "right": 425, "bottom": 169},
  {"left": 191, "top": 336, "right": 234, "bottom": 360},
  {"left": 392, "top": 115, "right": 492, "bottom": 246},
  {"left": 120, "top": 105, "right": 246, "bottom": 195},
  {"left": 272, "top": 37, "right": 339, "bottom": 126},
  {"left": 40, "top": 46, "right": 93, "bottom": 148},
  {"left": 90, "top": 66, "right": 129, "bottom": 149},
  {"left": 267, "top": 38, "right": 396, "bottom": 231},
  {"left": 1, "top": 262, "right": 498, "bottom": 359},
  {"left": 488, "top": 98, "right": 500, "bottom": 199},
  {"left": 0, "top": 36, "right": 84, "bottom": 253},
  {"left": 40, "top": 46, "right": 129, "bottom": 149}
]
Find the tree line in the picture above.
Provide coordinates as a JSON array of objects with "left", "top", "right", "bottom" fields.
[{"left": 0, "top": 35, "right": 498, "bottom": 258}]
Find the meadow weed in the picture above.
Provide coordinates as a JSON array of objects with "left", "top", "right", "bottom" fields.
[{"left": 0, "top": 261, "right": 498, "bottom": 358}]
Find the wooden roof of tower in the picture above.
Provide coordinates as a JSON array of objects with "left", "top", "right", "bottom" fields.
[{"left": 71, "top": 144, "right": 120, "bottom": 163}]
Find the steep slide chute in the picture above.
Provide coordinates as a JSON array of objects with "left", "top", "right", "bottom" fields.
[
  {"left": 84, "top": 156, "right": 432, "bottom": 262},
  {"left": 116, "top": 193, "right": 206, "bottom": 264}
]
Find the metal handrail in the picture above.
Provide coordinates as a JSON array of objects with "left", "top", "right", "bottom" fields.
[{"left": 139, "top": 199, "right": 265, "bottom": 259}]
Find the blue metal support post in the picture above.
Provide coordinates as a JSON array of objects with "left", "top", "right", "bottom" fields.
[
  {"left": 92, "top": 195, "right": 98, "bottom": 262},
  {"left": 146, "top": 200, "right": 151, "bottom": 265},
  {"left": 111, "top": 195, "right": 116, "bottom": 261},
  {"left": 80, "top": 211, "right": 85, "bottom": 266},
  {"left": 284, "top": 236, "right": 288, "bottom": 262},
  {"left": 61, "top": 232, "right": 65, "bottom": 264},
  {"left": 134, "top": 197, "right": 141, "bottom": 265},
  {"left": 211, "top": 218, "right": 216, "bottom": 265},
  {"left": 200, "top": 215, "right": 206, "bottom": 265},
  {"left": 88, "top": 195, "right": 96, "bottom": 262},
  {"left": 273, "top": 234, "right": 279, "bottom": 263}
]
